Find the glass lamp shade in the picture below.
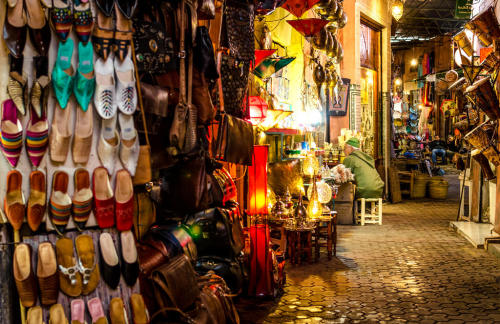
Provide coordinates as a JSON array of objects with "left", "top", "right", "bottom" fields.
[
  {"left": 303, "top": 154, "right": 320, "bottom": 177},
  {"left": 248, "top": 145, "right": 269, "bottom": 215},
  {"left": 391, "top": 0, "right": 404, "bottom": 21},
  {"left": 307, "top": 181, "right": 332, "bottom": 204},
  {"left": 287, "top": 18, "right": 329, "bottom": 38},
  {"left": 253, "top": 57, "right": 296, "bottom": 79},
  {"left": 248, "top": 96, "right": 269, "bottom": 124},
  {"left": 307, "top": 180, "right": 322, "bottom": 220},
  {"left": 281, "top": 0, "right": 322, "bottom": 18},
  {"left": 255, "top": 49, "right": 277, "bottom": 67}
]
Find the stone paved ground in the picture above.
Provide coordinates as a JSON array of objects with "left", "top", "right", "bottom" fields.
[{"left": 237, "top": 198, "right": 500, "bottom": 323}]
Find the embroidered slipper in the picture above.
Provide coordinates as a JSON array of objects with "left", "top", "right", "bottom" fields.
[
  {"left": 118, "top": 113, "right": 139, "bottom": 176},
  {"left": 92, "top": 167, "right": 115, "bottom": 229},
  {"left": 114, "top": 54, "right": 136, "bottom": 115},
  {"left": 73, "top": 1, "right": 93, "bottom": 44},
  {"left": 4, "top": 170, "right": 25, "bottom": 231},
  {"left": 26, "top": 97, "right": 49, "bottom": 167},
  {"left": 130, "top": 294, "right": 150, "bottom": 324},
  {"left": 75, "top": 234, "right": 100, "bottom": 295},
  {"left": 49, "top": 304, "right": 69, "bottom": 324},
  {"left": 49, "top": 171, "right": 72, "bottom": 234},
  {"left": 115, "top": 169, "right": 133, "bottom": 232},
  {"left": 27, "top": 306, "right": 44, "bottom": 324},
  {"left": 72, "top": 169, "right": 93, "bottom": 231},
  {"left": 99, "top": 232, "right": 120, "bottom": 289},
  {"left": 13, "top": 243, "right": 38, "bottom": 307},
  {"left": 27, "top": 171, "right": 46, "bottom": 232},
  {"left": 52, "top": 38, "right": 74, "bottom": 109},
  {"left": 37, "top": 242, "right": 59, "bottom": 306},
  {"left": 120, "top": 230, "right": 139, "bottom": 286},
  {"left": 71, "top": 299, "right": 86, "bottom": 324},
  {"left": 113, "top": 2, "right": 133, "bottom": 61},
  {"left": 72, "top": 106, "right": 93, "bottom": 165},
  {"left": 26, "top": 0, "right": 52, "bottom": 57},
  {"left": 1, "top": 99, "right": 23, "bottom": 167},
  {"left": 88, "top": 297, "right": 108, "bottom": 324},
  {"left": 7, "top": 71, "right": 27, "bottom": 116},
  {"left": 74, "top": 41, "right": 95, "bottom": 112},
  {"left": 49, "top": 100, "right": 72, "bottom": 163},
  {"left": 110, "top": 297, "right": 128, "bottom": 324},
  {"left": 94, "top": 56, "right": 116, "bottom": 119},
  {"left": 98, "top": 116, "right": 120, "bottom": 174},
  {"left": 93, "top": 0, "right": 114, "bottom": 60},
  {"left": 50, "top": 0, "right": 72, "bottom": 42},
  {"left": 56, "top": 237, "right": 82, "bottom": 297},
  {"left": 4, "top": 0, "right": 27, "bottom": 58}
]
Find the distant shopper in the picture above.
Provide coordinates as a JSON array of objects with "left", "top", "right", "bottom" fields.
[
  {"left": 343, "top": 138, "right": 384, "bottom": 199},
  {"left": 429, "top": 135, "right": 447, "bottom": 164}
]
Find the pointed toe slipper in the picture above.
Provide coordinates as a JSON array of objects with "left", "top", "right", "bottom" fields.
[
  {"left": 72, "top": 107, "right": 93, "bottom": 165},
  {"left": 71, "top": 299, "right": 86, "bottom": 324},
  {"left": 49, "top": 100, "right": 72, "bottom": 163},
  {"left": 49, "top": 171, "right": 72, "bottom": 234},
  {"left": 3, "top": 0, "right": 27, "bottom": 58},
  {"left": 115, "top": 169, "right": 134, "bottom": 232},
  {"left": 1, "top": 99, "right": 23, "bottom": 167},
  {"left": 27, "top": 306, "right": 44, "bottom": 324},
  {"left": 92, "top": 0, "right": 114, "bottom": 60},
  {"left": 37, "top": 242, "right": 59, "bottom": 306},
  {"left": 7, "top": 75, "right": 27, "bottom": 116},
  {"left": 120, "top": 230, "right": 139, "bottom": 286},
  {"left": 26, "top": 0, "right": 51, "bottom": 56},
  {"left": 51, "top": 38, "right": 74, "bottom": 109},
  {"left": 13, "top": 243, "right": 38, "bottom": 307},
  {"left": 118, "top": 114, "right": 139, "bottom": 176},
  {"left": 73, "top": 1, "right": 93, "bottom": 44},
  {"left": 110, "top": 297, "right": 128, "bottom": 324},
  {"left": 27, "top": 171, "right": 46, "bottom": 232},
  {"left": 74, "top": 41, "right": 95, "bottom": 112},
  {"left": 75, "top": 234, "right": 100, "bottom": 295},
  {"left": 92, "top": 166, "right": 115, "bottom": 229},
  {"left": 94, "top": 56, "right": 116, "bottom": 119},
  {"left": 5, "top": 170, "right": 25, "bottom": 231},
  {"left": 99, "top": 232, "right": 121, "bottom": 289},
  {"left": 72, "top": 168, "right": 93, "bottom": 231},
  {"left": 114, "top": 55, "right": 137, "bottom": 115},
  {"left": 49, "top": 304, "right": 69, "bottom": 324},
  {"left": 56, "top": 237, "right": 82, "bottom": 297},
  {"left": 50, "top": 0, "right": 72, "bottom": 42},
  {"left": 97, "top": 125, "right": 120, "bottom": 174},
  {"left": 26, "top": 101, "right": 49, "bottom": 167}
]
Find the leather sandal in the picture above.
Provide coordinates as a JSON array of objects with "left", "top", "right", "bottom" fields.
[
  {"left": 120, "top": 230, "right": 139, "bottom": 286},
  {"left": 4, "top": 0, "right": 27, "bottom": 58},
  {"left": 72, "top": 168, "right": 93, "bottom": 231},
  {"left": 110, "top": 297, "right": 128, "bottom": 324},
  {"left": 71, "top": 299, "right": 86, "bottom": 324},
  {"left": 49, "top": 304, "right": 69, "bottom": 324},
  {"left": 14, "top": 243, "right": 38, "bottom": 307},
  {"left": 1, "top": 99, "right": 23, "bottom": 167},
  {"left": 88, "top": 297, "right": 108, "bottom": 324},
  {"left": 37, "top": 242, "right": 59, "bottom": 306},
  {"left": 130, "top": 294, "right": 150, "bottom": 324},
  {"left": 27, "top": 306, "right": 44, "bottom": 324},
  {"left": 50, "top": 0, "right": 72, "bottom": 42},
  {"left": 56, "top": 236, "right": 82, "bottom": 297},
  {"left": 115, "top": 169, "right": 133, "bottom": 231},
  {"left": 26, "top": 95, "right": 49, "bottom": 167},
  {"left": 27, "top": 171, "right": 46, "bottom": 232},
  {"left": 4, "top": 170, "right": 25, "bottom": 231},
  {"left": 92, "top": 166, "right": 115, "bottom": 228},
  {"left": 26, "top": 0, "right": 52, "bottom": 56},
  {"left": 49, "top": 99, "right": 72, "bottom": 163},
  {"left": 72, "top": 106, "right": 93, "bottom": 165},
  {"left": 75, "top": 234, "right": 100, "bottom": 295},
  {"left": 113, "top": 2, "right": 133, "bottom": 61},
  {"left": 49, "top": 171, "right": 72, "bottom": 234},
  {"left": 73, "top": 1, "right": 93, "bottom": 44},
  {"left": 93, "top": 0, "right": 114, "bottom": 60},
  {"left": 99, "top": 232, "right": 120, "bottom": 289}
]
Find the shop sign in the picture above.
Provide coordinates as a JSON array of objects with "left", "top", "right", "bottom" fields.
[{"left": 455, "top": 0, "right": 473, "bottom": 19}]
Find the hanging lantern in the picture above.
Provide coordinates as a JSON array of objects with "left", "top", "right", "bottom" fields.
[
  {"left": 248, "top": 96, "right": 269, "bottom": 124},
  {"left": 307, "top": 181, "right": 332, "bottom": 204},
  {"left": 307, "top": 177, "right": 323, "bottom": 220},
  {"left": 286, "top": 18, "right": 329, "bottom": 38},
  {"left": 303, "top": 154, "right": 320, "bottom": 178},
  {"left": 248, "top": 145, "right": 269, "bottom": 216},
  {"left": 253, "top": 57, "right": 296, "bottom": 79},
  {"left": 255, "top": 49, "right": 277, "bottom": 67},
  {"left": 281, "top": 0, "right": 322, "bottom": 18},
  {"left": 391, "top": 0, "right": 404, "bottom": 21}
]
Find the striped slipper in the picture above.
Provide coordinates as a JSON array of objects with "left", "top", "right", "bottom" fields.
[
  {"left": 1, "top": 99, "right": 23, "bottom": 167},
  {"left": 72, "top": 169, "right": 93, "bottom": 231},
  {"left": 50, "top": 0, "right": 72, "bottom": 42},
  {"left": 49, "top": 171, "right": 72, "bottom": 235},
  {"left": 26, "top": 101, "right": 48, "bottom": 167},
  {"left": 73, "top": 1, "right": 93, "bottom": 44}
]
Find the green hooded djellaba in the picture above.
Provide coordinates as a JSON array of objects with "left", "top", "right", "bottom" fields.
[{"left": 343, "top": 150, "right": 384, "bottom": 199}]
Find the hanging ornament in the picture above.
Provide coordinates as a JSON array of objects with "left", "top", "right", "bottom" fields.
[
  {"left": 391, "top": 0, "right": 404, "bottom": 21},
  {"left": 255, "top": 0, "right": 287, "bottom": 16},
  {"left": 255, "top": 49, "right": 277, "bottom": 67},
  {"left": 281, "top": 0, "right": 322, "bottom": 18},
  {"left": 312, "top": 27, "right": 328, "bottom": 50},
  {"left": 286, "top": 18, "right": 329, "bottom": 38},
  {"left": 313, "top": 63, "right": 326, "bottom": 101},
  {"left": 253, "top": 57, "right": 296, "bottom": 79},
  {"left": 315, "top": 0, "right": 337, "bottom": 17},
  {"left": 337, "top": 12, "right": 347, "bottom": 29}
]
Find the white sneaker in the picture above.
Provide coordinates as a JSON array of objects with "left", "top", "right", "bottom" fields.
[
  {"left": 94, "top": 56, "right": 117, "bottom": 119},
  {"left": 118, "top": 113, "right": 140, "bottom": 176},
  {"left": 114, "top": 54, "right": 137, "bottom": 115}
]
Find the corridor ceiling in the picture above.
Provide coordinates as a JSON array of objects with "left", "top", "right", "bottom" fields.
[{"left": 391, "top": 0, "right": 468, "bottom": 49}]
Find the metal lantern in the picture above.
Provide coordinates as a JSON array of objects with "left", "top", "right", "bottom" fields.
[{"left": 391, "top": 0, "right": 404, "bottom": 21}]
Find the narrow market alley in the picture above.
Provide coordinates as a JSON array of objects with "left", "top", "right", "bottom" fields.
[{"left": 239, "top": 192, "right": 500, "bottom": 324}]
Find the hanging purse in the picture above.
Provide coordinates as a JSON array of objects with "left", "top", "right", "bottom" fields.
[
  {"left": 221, "top": 0, "right": 255, "bottom": 61},
  {"left": 213, "top": 114, "right": 254, "bottom": 165}
]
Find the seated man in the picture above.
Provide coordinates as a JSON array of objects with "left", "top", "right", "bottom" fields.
[
  {"left": 429, "top": 135, "right": 447, "bottom": 164},
  {"left": 342, "top": 138, "right": 384, "bottom": 199}
]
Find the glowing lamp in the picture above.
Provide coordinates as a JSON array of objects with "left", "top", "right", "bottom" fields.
[
  {"left": 307, "top": 178, "right": 322, "bottom": 220},
  {"left": 391, "top": 0, "right": 404, "bottom": 21},
  {"left": 248, "top": 145, "right": 269, "bottom": 215},
  {"left": 411, "top": 58, "right": 418, "bottom": 66},
  {"left": 248, "top": 96, "right": 268, "bottom": 125},
  {"left": 303, "top": 154, "right": 320, "bottom": 178},
  {"left": 394, "top": 78, "right": 402, "bottom": 86}
]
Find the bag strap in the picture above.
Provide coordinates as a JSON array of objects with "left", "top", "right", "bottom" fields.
[
  {"left": 179, "top": 0, "right": 187, "bottom": 104},
  {"left": 130, "top": 39, "right": 151, "bottom": 148}
]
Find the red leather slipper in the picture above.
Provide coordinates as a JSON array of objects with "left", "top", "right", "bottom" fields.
[
  {"left": 115, "top": 169, "right": 133, "bottom": 231},
  {"left": 92, "top": 166, "right": 115, "bottom": 228}
]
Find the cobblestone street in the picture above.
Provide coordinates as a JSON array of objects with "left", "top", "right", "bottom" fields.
[{"left": 238, "top": 198, "right": 500, "bottom": 323}]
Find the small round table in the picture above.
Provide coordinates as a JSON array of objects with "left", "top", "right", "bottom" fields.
[{"left": 285, "top": 224, "right": 316, "bottom": 265}]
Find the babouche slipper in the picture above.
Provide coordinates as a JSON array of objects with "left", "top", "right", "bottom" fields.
[
  {"left": 1, "top": 99, "right": 23, "bottom": 167},
  {"left": 110, "top": 297, "right": 128, "bottom": 324},
  {"left": 5, "top": 170, "right": 25, "bottom": 231},
  {"left": 98, "top": 115, "right": 120, "bottom": 174},
  {"left": 52, "top": 38, "right": 74, "bottom": 109},
  {"left": 114, "top": 54, "right": 137, "bottom": 115},
  {"left": 26, "top": 100, "right": 49, "bottom": 167},
  {"left": 56, "top": 236, "right": 83, "bottom": 297},
  {"left": 115, "top": 169, "right": 134, "bottom": 231},
  {"left": 120, "top": 230, "right": 139, "bottom": 286},
  {"left": 73, "top": 0, "right": 93, "bottom": 44},
  {"left": 75, "top": 234, "right": 100, "bottom": 295},
  {"left": 72, "top": 106, "right": 93, "bottom": 165},
  {"left": 4, "top": 0, "right": 27, "bottom": 58},
  {"left": 92, "top": 166, "right": 115, "bottom": 228},
  {"left": 50, "top": 0, "right": 72, "bottom": 42},
  {"left": 26, "top": 0, "right": 52, "bottom": 57},
  {"left": 72, "top": 169, "right": 93, "bottom": 231},
  {"left": 99, "top": 232, "right": 121, "bottom": 289},
  {"left": 13, "top": 243, "right": 38, "bottom": 307},
  {"left": 118, "top": 113, "right": 139, "bottom": 176},
  {"left": 93, "top": 0, "right": 114, "bottom": 60},
  {"left": 27, "top": 306, "right": 44, "bottom": 324},
  {"left": 131, "top": 294, "right": 150, "bottom": 324},
  {"left": 49, "top": 304, "right": 69, "bottom": 324},
  {"left": 27, "top": 171, "right": 46, "bottom": 232},
  {"left": 49, "top": 98, "right": 72, "bottom": 163},
  {"left": 71, "top": 299, "right": 86, "bottom": 324},
  {"left": 88, "top": 297, "right": 108, "bottom": 324},
  {"left": 37, "top": 242, "right": 59, "bottom": 306},
  {"left": 49, "top": 171, "right": 72, "bottom": 234},
  {"left": 94, "top": 56, "right": 117, "bottom": 119}
]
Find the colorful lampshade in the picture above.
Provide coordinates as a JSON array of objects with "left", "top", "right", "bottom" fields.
[
  {"left": 249, "top": 96, "right": 269, "bottom": 124},
  {"left": 286, "top": 18, "right": 329, "bottom": 38},
  {"left": 255, "top": 49, "right": 277, "bottom": 67},
  {"left": 256, "top": 0, "right": 287, "bottom": 15},
  {"left": 248, "top": 145, "right": 269, "bottom": 215},
  {"left": 253, "top": 57, "right": 296, "bottom": 79},
  {"left": 281, "top": 0, "right": 321, "bottom": 18}
]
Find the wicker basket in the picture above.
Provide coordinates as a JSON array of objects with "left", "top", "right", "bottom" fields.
[
  {"left": 412, "top": 174, "right": 429, "bottom": 198},
  {"left": 429, "top": 179, "right": 449, "bottom": 199}
]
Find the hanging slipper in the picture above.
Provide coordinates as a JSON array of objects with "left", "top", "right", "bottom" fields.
[
  {"left": 56, "top": 237, "right": 82, "bottom": 297},
  {"left": 114, "top": 54, "right": 136, "bottom": 115},
  {"left": 73, "top": 0, "right": 93, "bottom": 44},
  {"left": 92, "top": 166, "right": 115, "bottom": 228},
  {"left": 52, "top": 38, "right": 74, "bottom": 109},
  {"left": 7, "top": 66, "right": 27, "bottom": 116},
  {"left": 13, "top": 243, "right": 38, "bottom": 307},
  {"left": 50, "top": 0, "right": 72, "bottom": 42},
  {"left": 27, "top": 306, "right": 44, "bottom": 324},
  {"left": 99, "top": 232, "right": 121, "bottom": 289},
  {"left": 98, "top": 115, "right": 120, "bottom": 174},
  {"left": 120, "top": 230, "right": 139, "bottom": 286},
  {"left": 49, "top": 171, "right": 72, "bottom": 234},
  {"left": 93, "top": 0, "right": 115, "bottom": 60},
  {"left": 115, "top": 169, "right": 133, "bottom": 231},
  {"left": 75, "top": 234, "right": 100, "bottom": 295},
  {"left": 118, "top": 113, "right": 139, "bottom": 176},
  {"left": 26, "top": 96, "right": 49, "bottom": 167},
  {"left": 72, "top": 168, "right": 93, "bottom": 231},
  {"left": 4, "top": 0, "right": 27, "bottom": 58},
  {"left": 27, "top": 171, "right": 46, "bottom": 232},
  {"left": 130, "top": 294, "right": 150, "bottom": 324},
  {"left": 88, "top": 297, "right": 109, "bottom": 324},
  {"left": 113, "top": 0, "right": 135, "bottom": 61},
  {"left": 110, "top": 297, "right": 128, "bottom": 324},
  {"left": 31, "top": 56, "right": 50, "bottom": 119},
  {"left": 37, "top": 242, "right": 59, "bottom": 306},
  {"left": 49, "top": 98, "right": 72, "bottom": 163},
  {"left": 49, "top": 304, "right": 69, "bottom": 324},
  {"left": 74, "top": 41, "right": 95, "bottom": 112},
  {"left": 72, "top": 106, "right": 93, "bottom": 165},
  {"left": 71, "top": 299, "right": 86, "bottom": 324},
  {"left": 94, "top": 56, "right": 116, "bottom": 119},
  {"left": 26, "top": 0, "right": 52, "bottom": 57},
  {"left": 1, "top": 99, "right": 23, "bottom": 167},
  {"left": 4, "top": 170, "right": 25, "bottom": 231}
]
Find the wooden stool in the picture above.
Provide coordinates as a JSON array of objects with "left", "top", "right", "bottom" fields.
[
  {"left": 286, "top": 228, "right": 314, "bottom": 265},
  {"left": 313, "top": 212, "right": 338, "bottom": 261},
  {"left": 356, "top": 198, "right": 382, "bottom": 225}
]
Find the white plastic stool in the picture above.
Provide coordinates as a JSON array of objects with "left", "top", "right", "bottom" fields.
[{"left": 356, "top": 198, "right": 382, "bottom": 225}]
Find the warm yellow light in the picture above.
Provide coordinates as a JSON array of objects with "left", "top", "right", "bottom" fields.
[
  {"left": 411, "top": 58, "right": 417, "bottom": 66},
  {"left": 307, "top": 179, "right": 322, "bottom": 220},
  {"left": 392, "top": 0, "right": 404, "bottom": 21},
  {"left": 394, "top": 78, "right": 402, "bottom": 86},
  {"left": 303, "top": 154, "right": 320, "bottom": 177},
  {"left": 418, "top": 104, "right": 424, "bottom": 110}
]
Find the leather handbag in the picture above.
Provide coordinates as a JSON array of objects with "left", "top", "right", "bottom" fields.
[
  {"left": 213, "top": 113, "right": 254, "bottom": 165},
  {"left": 140, "top": 82, "right": 170, "bottom": 118},
  {"left": 133, "top": 188, "right": 156, "bottom": 241},
  {"left": 137, "top": 236, "right": 169, "bottom": 276},
  {"left": 221, "top": 0, "right": 255, "bottom": 61},
  {"left": 195, "top": 256, "right": 245, "bottom": 294},
  {"left": 198, "top": 273, "right": 240, "bottom": 324},
  {"left": 219, "top": 54, "right": 251, "bottom": 118}
]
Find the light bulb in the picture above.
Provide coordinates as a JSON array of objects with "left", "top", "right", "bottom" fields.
[
  {"left": 394, "top": 78, "right": 402, "bottom": 86},
  {"left": 411, "top": 58, "right": 417, "bottom": 66},
  {"left": 392, "top": 0, "right": 404, "bottom": 21}
]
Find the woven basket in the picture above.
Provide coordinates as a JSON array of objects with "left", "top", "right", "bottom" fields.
[
  {"left": 429, "top": 179, "right": 449, "bottom": 199},
  {"left": 412, "top": 174, "right": 430, "bottom": 198}
]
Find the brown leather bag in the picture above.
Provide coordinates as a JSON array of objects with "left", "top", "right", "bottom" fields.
[
  {"left": 140, "top": 82, "right": 170, "bottom": 117},
  {"left": 137, "top": 237, "right": 169, "bottom": 276},
  {"left": 199, "top": 273, "right": 240, "bottom": 324},
  {"left": 133, "top": 189, "right": 156, "bottom": 241},
  {"left": 213, "top": 114, "right": 254, "bottom": 165}
]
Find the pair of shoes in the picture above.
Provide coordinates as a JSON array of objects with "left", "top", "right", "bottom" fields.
[
  {"left": 28, "top": 304, "right": 69, "bottom": 324},
  {"left": 97, "top": 113, "right": 139, "bottom": 175},
  {"left": 13, "top": 242, "right": 58, "bottom": 307},
  {"left": 4, "top": 0, "right": 51, "bottom": 58},
  {"left": 1, "top": 99, "right": 49, "bottom": 167},
  {"left": 4, "top": 170, "right": 46, "bottom": 232},
  {"left": 50, "top": 0, "right": 93, "bottom": 44},
  {"left": 93, "top": 0, "right": 138, "bottom": 61},
  {"left": 93, "top": 167, "right": 134, "bottom": 231},
  {"left": 99, "top": 230, "right": 139, "bottom": 289},
  {"left": 94, "top": 54, "right": 137, "bottom": 119},
  {"left": 56, "top": 234, "right": 99, "bottom": 297},
  {"left": 49, "top": 169, "right": 93, "bottom": 234}
]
